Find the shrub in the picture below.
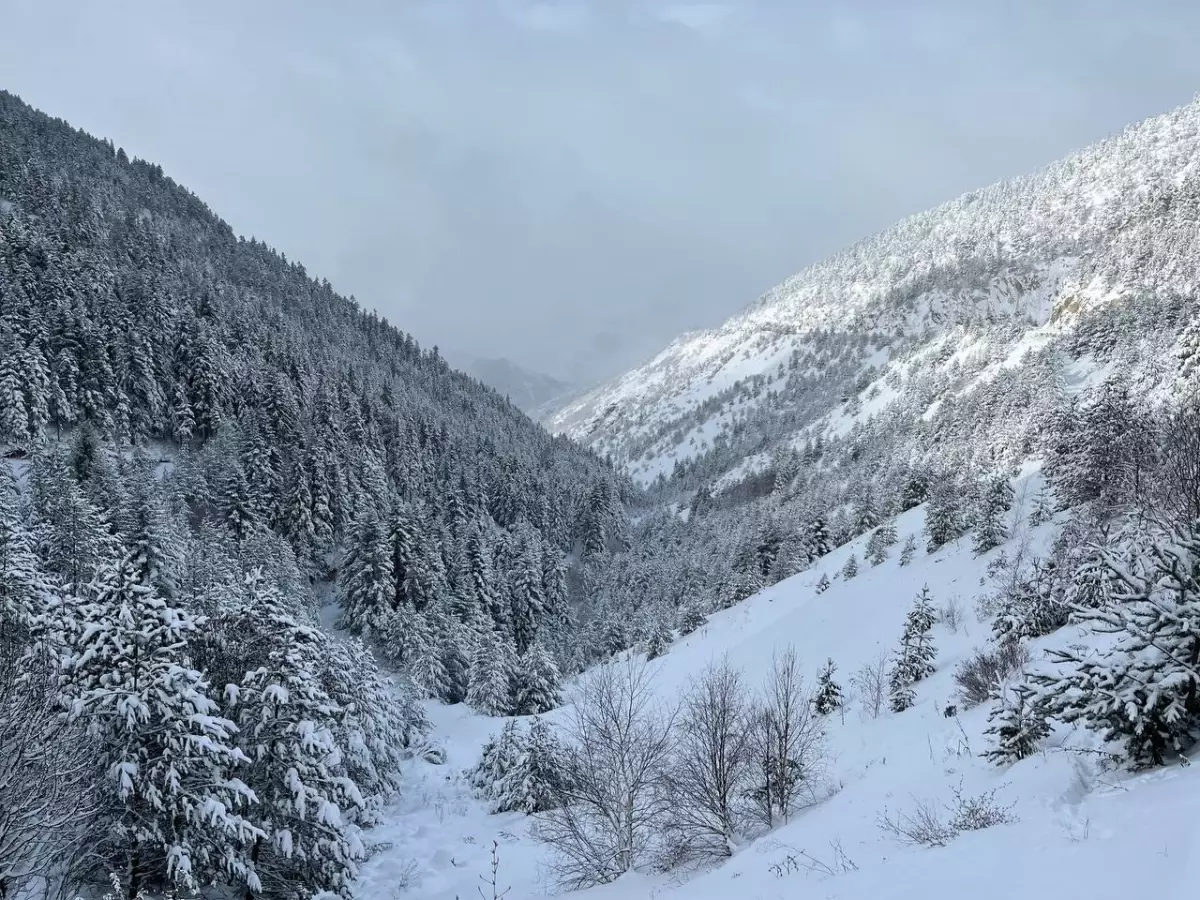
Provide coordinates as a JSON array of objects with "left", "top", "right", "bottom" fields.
[{"left": 953, "top": 641, "right": 1030, "bottom": 707}]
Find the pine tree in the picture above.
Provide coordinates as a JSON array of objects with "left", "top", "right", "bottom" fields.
[
  {"left": 509, "top": 527, "right": 546, "bottom": 654},
  {"left": 1031, "top": 525, "right": 1200, "bottom": 767},
  {"left": 888, "top": 586, "right": 937, "bottom": 712},
  {"left": 972, "top": 472, "right": 1013, "bottom": 555},
  {"left": 514, "top": 643, "right": 562, "bottom": 715},
  {"left": 338, "top": 512, "right": 395, "bottom": 632},
  {"left": 0, "top": 469, "right": 55, "bottom": 645},
  {"left": 813, "top": 658, "right": 843, "bottom": 715},
  {"left": 58, "top": 555, "right": 259, "bottom": 896},
  {"left": 673, "top": 596, "right": 704, "bottom": 635},
  {"left": 407, "top": 609, "right": 451, "bottom": 700},
  {"left": 1027, "top": 484, "right": 1056, "bottom": 527},
  {"left": 899, "top": 533, "right": 917, "bottom": 566},
  {"left": 643, "top": 610, "right": 673, "bottom": 661},
  {"left": 807, "top": 516, "right": 831, "bottom": 560},
  {"left": 925, "top": 476, "right": 967, "bottom": 552},
  {"left": 467, "top": 628, "right": 516, "bottom": 717},
  {"left": 992, "top": 557, "right": 1067, "bottom": 643},
  {"left": 983, "top": 681, "right": 1049, "bottom": 765},
  {"left": 814, "top": 572, "right": 831, "bottom": 594},
  {"left": 224, "top": 570, "right": 369, "bottom": 898},
  {"left": 840, "top": 553, "right": 859, "bottom": 580}
]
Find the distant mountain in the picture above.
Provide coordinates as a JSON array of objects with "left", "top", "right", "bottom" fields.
[
  {"left": 449, "top": 352, "right": 577, "bottom": 418},
  {"left": 548, "top": 96, "right": 1200, "bottom": 490}
]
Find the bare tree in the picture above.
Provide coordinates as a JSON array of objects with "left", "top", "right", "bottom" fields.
[
  {"left": 0, "top": 646, "right": 101, "bottom": 900},
  {"left": 538, "top": 657, "right": 677, "bottom": 888},
  {"left": 1152, "top": 398, "right": 1200, "bottom": 526},
  {"left": 663, "top": 659, "right": 753, "bottom": 861},
  {"left": 850, "top": 650, "right": 889, "bottom": 720},
  {"left": 746, "top": 647, "right": 826, "bottom": 829}
]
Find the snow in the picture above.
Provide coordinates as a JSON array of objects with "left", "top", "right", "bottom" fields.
[{"left": 354, "top": 473, "right": 1200, "bottom": 900}]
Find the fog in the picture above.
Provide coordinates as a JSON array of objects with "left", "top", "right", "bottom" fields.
[{"left": 5, "top": 1, "right": 1200, "bottom": 384}]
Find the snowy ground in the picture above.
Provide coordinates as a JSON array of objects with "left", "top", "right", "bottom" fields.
[{"left": 355, "top": 475, "right": 1200, "bottom": 900}]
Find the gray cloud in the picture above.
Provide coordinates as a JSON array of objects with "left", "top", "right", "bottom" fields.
[{"left": 4, "top": 1, "right": 1200, "bottom": 384}]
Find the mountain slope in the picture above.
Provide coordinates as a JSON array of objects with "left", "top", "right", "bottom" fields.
[
  {"left": 445, "top": 351, "right": 577, "bottom": 417},
  {"left": 350, "top": 469, "right": 1200, "bottom": 900},
  {"left": 549, "top": 97, "right": 1200, "bottom": 485},
  {"left": 0, "top": 89, "right": 630, "bottom": 900}
]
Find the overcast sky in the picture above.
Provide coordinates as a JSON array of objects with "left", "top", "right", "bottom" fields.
[{"left": 4, "top": 1, "right": 1200, "bottom": 384}]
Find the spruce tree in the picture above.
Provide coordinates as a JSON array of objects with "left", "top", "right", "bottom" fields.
[
  {"left": 1031, "top": 525, "right": 1200, "bottom": 767},
  {"left": 899, "top": 533, "right": 917, "bottom": 566},
  {"left": 338, "top": 512, "right": 395, "bottom": 633},
  {"left": 676, "top": 597, "right": 707, "bottom": 635},
  {"left": 467, "top": 628, "right": 516, "bottom": 717},
  {"left": 888, "top": 586, "right": 937, "bottom": 712},
  {"left": 514, "top": 643, "right": 563, "bottom": 715},
  {"left": 813, "top": 658, "right": 843, "bottom": 715},
  {"left": 983, "top": 681, "right": 1049, "bottom": 765},
  {"left": 224, "top": 571, "right": 370, "bottom": 898},
  {"left": 972, "top": 472, "right": 1013, "bottom": 556},
  {"left": 840, "top": 553, "right": 859, "bottom": 580},
  {"left": 58, "top": 554, "right": 259, "bottom": 896}
]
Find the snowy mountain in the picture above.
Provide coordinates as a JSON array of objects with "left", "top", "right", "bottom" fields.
[
  {"left": 6, "top": 80, "right": 1200, "bottom": 900},
  {"left": 445, "top": 351, "right": 577, "bottom": 418},
  {"left": 353, "top": 469, "right": 1200, "bottom": 900},
  {"left": 548, "top": 97, "right": 1200, "bottom": 487}
]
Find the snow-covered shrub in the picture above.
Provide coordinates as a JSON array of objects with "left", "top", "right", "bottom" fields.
[
  {"left": 878, "top": 783, "right": 1016, "bottom": 848},
  {"left": 954, "top": 641, "right": 1030, "bottom": 708}
]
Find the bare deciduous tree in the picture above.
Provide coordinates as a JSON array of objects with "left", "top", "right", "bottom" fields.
[
  {"left": 0, "top": 647, "right": 101, "bottom": 900},
  {"left": 663, "top": 658, "right": 753, "bottom": 860},
  {"left": 538, "top": 657, "right": 677, "bottom": 888},
  {"left": 1151, "top": 398, "right": 1200, "bottom": 526},
  {"left": 746, "top": 647, "right": 826, "bottom": 829},
  {"left": 850, "top": 650, "right": 889, "bottom": 720}
]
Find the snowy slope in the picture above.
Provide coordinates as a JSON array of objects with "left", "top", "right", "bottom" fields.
[
  {"left": 548, "top": 96, "right": 1200, "bottom": 485},
  {"left": 355, "top": 474, "right": 1200, "bottom": 899}
]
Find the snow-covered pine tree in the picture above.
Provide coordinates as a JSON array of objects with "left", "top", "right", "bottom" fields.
[
  {"left": 509, "top": 526, "right": 546, "bottom": 654},
  {"left": 1031, "top": 523, "right": 1200, "bottom": 767},
  {"left": 899, "top": 533, "right": 917, "bottom": 567},
  {"left": 840, "top": 553, "right": 859, "bottom": 580},
  {"left": 514, "top": 642, "right": 563, "bottom": 715},
  {"left": 0, "top": 468, "right": 55, "bottom": 647},
  {"left": 807, "top": 516, "right": 831, "bottom": 560},
  {"left": 676, "top": 597, "right": 707, "bottom": 635},
  {"left": 972, "top": 472, "right": 1013, "bottom": 555},
  {"left": 58, "top": 554, "right": 259, "bottom": 896},
  {"left": 337, "top": 512, "right": 395, "bottom": 632},
  {"left": 1028, "top": 483, "right": 1056, "bottom": 526},
  {"left": 467, "top": 627, "right": 516, "bottom": 717},
  {"left": 983, "top": 681, "right": 1049, "bottom": 765},
  {"left": 407, "top": 608, "right": 451, "bottom": 701},
  {"left": 813, "top": 658, "right": 843, "bottom": 715},
  {"left": 224, "top": 570, "right": 369, "bottom": 898},
  {"left": 992, "top": 556, "right": 1067, "bottom": 644},
  {"left": 498, "top": 716, "right": 566, "bottom": 814},
  {"left": 643, "top": 607, "right": 674, "bottom": 660},
  {"left": 925, "top": 476, "right": 967, "bottom": 553},
  {"left": 815, "top": 572, "right": 831, "bottom": 593},
  {"left": 888, "top": 586, "right": 937, "bottom": 713},
  {"left": 318, "top": 635, "right": 422, "bottom": 825},
  {"left": 468, "top": 720, "right": 525, "bottom": 806}
]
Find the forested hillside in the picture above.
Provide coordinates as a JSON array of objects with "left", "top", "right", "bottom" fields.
[{"left": 0, "top": 89, "right": 628, "bottom": 900}]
